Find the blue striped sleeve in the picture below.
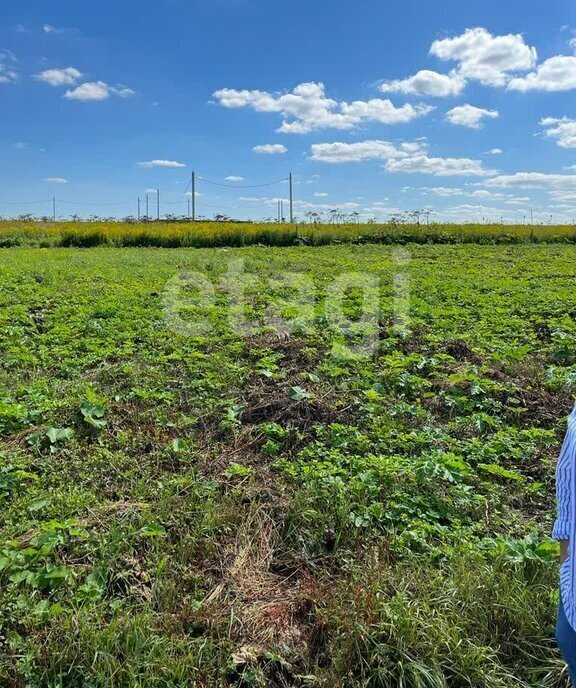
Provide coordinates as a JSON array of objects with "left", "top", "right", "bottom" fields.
[{"left": 554, "top": 412, "right": 576, "bottom": 541}]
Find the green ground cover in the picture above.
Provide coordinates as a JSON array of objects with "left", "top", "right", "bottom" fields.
[
  {"left": 1, "top": 244, "right": 575, "bottom": 687},
  {"left": 0, "top": 220, "right": 576, "bottom": 248}
]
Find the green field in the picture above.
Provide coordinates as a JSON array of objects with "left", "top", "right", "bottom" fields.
[
  {"left": 1, "top": 244, "right": 575, "bottom": 687},
  {"left": 1, "top": 219, "right": 576, "bottom": 248}
]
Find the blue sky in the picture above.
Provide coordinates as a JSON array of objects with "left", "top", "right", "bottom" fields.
[{"left": 1, "top": 0, "right": 576, "bottom": 223}]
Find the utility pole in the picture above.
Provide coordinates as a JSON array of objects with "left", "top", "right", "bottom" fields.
[
  {"left": 52, "top": 196, "right": 56, "bottom": 221},
  {"left": 146, "top": 193, "right": 149, "bottom": 220},
  {"left": 157, "top": 188, "right": 160, "bottom": 221},
  {"left": 280, "top": 200, "right": 284, "bottom": 223},
  {"left": 191, "top": 171, "right": 196, "bottom": 221},
  {"left": 137, "top": 197, "right": 141, "bottom": 221},
  {"left": 289, "top": 172, "right": 294, "bottom": 223},
  {"left": 187, "top": 198, "right": 191, "bottom": 219}
]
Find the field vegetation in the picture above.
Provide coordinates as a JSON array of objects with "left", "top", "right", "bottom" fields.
[
  {"left": 0, "top": 219, "right": 576, "bottom": 248},
  {"left": 0, "top": 243, "right": 575, "bottom": 686}
]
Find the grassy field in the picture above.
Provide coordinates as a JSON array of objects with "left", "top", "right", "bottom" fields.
[
  {"left": 1, "top": 219, "right": 576, "bottom": 248},
  {"left": 1, "top": 244, "right": 575, "bottom": 686}
]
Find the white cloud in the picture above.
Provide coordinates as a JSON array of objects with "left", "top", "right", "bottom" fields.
[
  {"left": 508, "top": 56, "right": 576, "bottom": 91},
  {"left": 379, "top": 70, "right": 466, "bottom": 97},
  {"left": 422, "top": 187, "right": 464, "bottom": 196},
  {"left": 43, "top": 24, "right": 64, "bottom": 34},
  {"left": 309, "top": 139, "right": 494, "bottom": 177},
  {"left": 0, "top": 49, "right": 18, "bottom": 84},
  {"left": 540, "top": 117, "right": 576, "bottom": 148},
  {"left": 136, "top": 160, "right": 186, "bottom": 168},
  {"left": 313, "top": 192, "right": 329, "bottom": 197},
  {"left": 310, "top": 140, "right": 426, "bottom": 163},
  {"left": 64, "top": 81, "right": 110, "bottom": 101},
  {"left": 445, "top": 104, "right": 499, "bottom": 129},
  {"left": 111, "top": 85, "right": 136, "bottom": 98},
  {"left": 422, "top": 186, "right": 529, "bottom": 202},
  {"left": 377, "top": 27, "right": 576, "bottom": 99},
  {"left": 487, "top": 148, "right": 503, "bottom": 154},
  {"left": 213, "top": 82, "right": 432, "bottom": 134},
  {"left": 482, "top": 173, "right": 576, "bottom": 202},
  {"left": 430, "top": 27, "right": 537, "bottom": 87},
  {"left": 34, "top": 67, "right": 82, "bottom": 86},
  {"left": 225, "top": 176, "right": 244, "bottom": 182},
  {"left": 340, "top": 99, "right": 433, "bottom": 126},
  {"left": 44, "top": 177, "right": 67, "bottom": 183},
  {"left": 64, "top": 81, "right": 135, "bottom": 101},
  {"left": 295, "top": 200, "right": 360, "bottom": 211},
  {"left": 386, "top": 155, "right": 495, "bottom": 177},
  {"left": 253, "top": 144, "right": 287, "bottom": 154}
]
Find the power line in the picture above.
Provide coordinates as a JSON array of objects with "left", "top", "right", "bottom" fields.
[
  {"left": 197, "top": 176, "right": 288, "bottom": 189},
  {"left": 58, "top": 199, "right": 129, "bottom": 207},
  {"left": 0, "top": 199, "right": 52, "bottom": 205}
]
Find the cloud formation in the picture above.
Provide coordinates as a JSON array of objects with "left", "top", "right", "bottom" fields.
[
  {"left": 253, "top": 144, "right": 287, "bottom": 154},
  {"left": 508, "top": 56, "right": 576, "bottom": 91},
  {"left": 214, "top": 82, "right": 433, "bottom": 133},
  {"left": 380, "top": 70, "right": 466, "bottom": 96},
  {"left": 430, "top": 27, "right": 537, "bottom": 87},
  {"left": 445, "top": 104, "right": 499, "bottom": 129},
  {"left": 379, "top": 28, "right": 576, "bottom": 96},
  {"left": 136, "top": 160, "right": 186, "bottom": 168},
  {"left": 64, "top": 81, "right": 135, "bottom": 101},
  {"left": 0, "top": 49, "right": 18, "bottom": 84},
  {"left": 310, "top": 139, "right": 495, "bottom": 177},
  {"left": 386, "top": 155, "right": 495, "bottom": 177},
  {"left": 35, "top": 67, "right": 82, "bottom": 86},
  {"left": 541, "top": 117, "right": 576, "bottom": 148}
]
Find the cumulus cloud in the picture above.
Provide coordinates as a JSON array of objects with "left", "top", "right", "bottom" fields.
[
  {"left": 0, "top": 49, "right": 18, "bottom": 84},
  {"left": 482, "top": 173, "right": 576, "bottom": 201},
  {"left": 225, "top": 176, "right": 244, "bottom": 182},
  {"left": 430, "top": 27, "right": 537, "bottom": 87},
  {"left": 64, "top": 81, "right": 109, "bottom": 101},
  {"left": 422, "top": 187, "right": 464, "bottom": 197},
  {"left": 309, "top": 139, "right": 495, "bottom": 177},
  {"left": 445, "top": 104, "right": 499, "bottom": 129},
  {"left": 310, "top": 140, "right": 426, "bottom": 163},
  {"left": 508, "top": 56, "right": 576, "bottom": 91},
  {"left": 385, "top": 155, "right": 495, "bottom": 177},
  {"left": 43, "top": 24, "right": 64, "bottom": 34},
  {"left": 540, "top": 117, "right": 576, "bottom": 148},
  {"left": 64, "top": 81, "right": 135, "bottom": 101},
  {"left": 378, "top": 27, "right": 576, "bottom": 99},
  {"left": 253, "top": 144, "right": 287, "bottom": 154},
  {"left": 213, "top": 82, "right": 433, "bottom": 133},
  {"left": 487, "top": 148, "right": 503, "bottom": 154},
  {"left": 44, "top": 177, "right": 67, "bottom": 183},
  {"left": 422, "top": 186, "right": 529, "bottom": 202},
  {"left": 34, "top": 67, "right": 82, "bottom": 86},
  {"left": 379, "top": 70, "right": 466, "bottom": 97},
  {"left": 136, "top": 160, "right": 186, "bottom": 168}
]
